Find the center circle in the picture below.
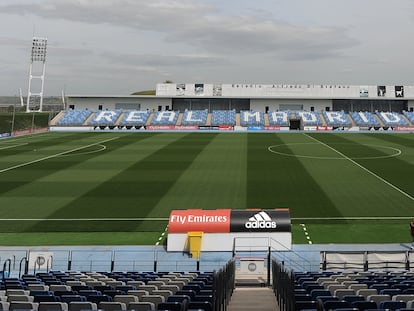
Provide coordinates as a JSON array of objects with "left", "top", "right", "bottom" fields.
[{"left": 267, "top": 143, "right": 401, "bottom": 160}]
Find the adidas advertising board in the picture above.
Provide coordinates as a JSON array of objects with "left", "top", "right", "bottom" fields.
[
  {"left": 230, "top": 209, "right": 290, "bottom": 232},
  {"left": 168, "top": 209, "right": 290, "bottom": 233}
]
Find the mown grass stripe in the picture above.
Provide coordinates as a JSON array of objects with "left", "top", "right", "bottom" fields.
[
  {"left": 305, "top": 133, "right": 414, "bottom": 201},
  {"left": 246, "top": 133, "right": 341, "bottom": 218},
  {"left": 147, "top": 133, "right": 248, "bottom": 217},
  {"left": 28, "top": 133, "right": 218, "bottom": 232},
  {"left": 0, "top": 136, "right": 120, "bottom": 174}
]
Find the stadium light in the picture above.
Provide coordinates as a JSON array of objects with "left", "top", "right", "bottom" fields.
[{"left": 26, "top": 37, "right": 47, "bottom": 113}]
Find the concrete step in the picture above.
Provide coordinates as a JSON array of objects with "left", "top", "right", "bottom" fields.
[{"left": 228, "top": 287, "right": 279, "bottom": 311}]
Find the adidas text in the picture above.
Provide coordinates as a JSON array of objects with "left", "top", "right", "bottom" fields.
[{"left": 245, "top": 221, "right": 277, "bottom": 229}]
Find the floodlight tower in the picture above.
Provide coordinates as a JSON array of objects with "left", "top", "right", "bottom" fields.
[{"left": 26, "top": 37, "right": 47, "bottom": 112}]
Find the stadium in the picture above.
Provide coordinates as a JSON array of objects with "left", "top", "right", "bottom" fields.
[{"left": 0, "top": 77, "right": 413, "bottom": 311}]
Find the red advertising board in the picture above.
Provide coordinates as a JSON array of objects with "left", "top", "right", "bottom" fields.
[
  {"left": 168, "top": 208, "right": 291, "bottom": 233},
  {"left": 218, "top": 125, "right": 233, "bottom": 131},
  {"left": 168, "top": 209, "right": 231, "bottom": 233},
  {"left": 317, "top": 126, "right": 333, "bottom": 131},
  {"left": 265, "top": 126, "right": 281, "bottom": 130},
  {"left": 146, "top": 125, "right": 199, "bottom": 131},
  {"left": 395, "top": 126, "right": 414, "bottom": 131}
]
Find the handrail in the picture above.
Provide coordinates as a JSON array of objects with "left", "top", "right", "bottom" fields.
[
  {"left": 46, "top": 255, "right": 53, "bottom": 273},
  {"left": 232, "top": 236, "right": 314, "bottom": 272},
  {"left": 321, "top": 250, "right": 412, "bottom": 271},
  {"left": 2, "top": 259, "right": 11, "bottom": 279},
  {"left": 18, "top": 257, "right": 28, "bottom": 277}
]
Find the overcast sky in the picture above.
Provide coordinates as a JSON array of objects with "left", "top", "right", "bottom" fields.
[{"left": 1, "top": 0, "right": 414, "bottom": 96}]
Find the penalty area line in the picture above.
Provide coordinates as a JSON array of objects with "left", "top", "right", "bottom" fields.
[{"left": 0, "top": 136, "right": 120, "bottom": 174}]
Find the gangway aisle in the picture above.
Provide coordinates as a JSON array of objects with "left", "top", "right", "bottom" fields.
[{"left": 228, "top": 287, "right": 279, "bottom": 311}]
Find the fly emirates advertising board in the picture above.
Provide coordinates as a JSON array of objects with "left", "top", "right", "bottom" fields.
[{"left": 167, "top": 209, "right": 292, "bottom": 252}]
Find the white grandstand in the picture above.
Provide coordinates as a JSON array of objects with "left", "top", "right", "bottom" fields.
[{"left": 52, "top": 82, "right": 414, "bottom": 132}]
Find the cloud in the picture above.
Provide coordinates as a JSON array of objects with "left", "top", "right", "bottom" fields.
[
  {"left": 0, "top": 0, "right": 358, "bottom": 60},
  {"left": 99, "top": 51, "right": 228, "bottom": 67}
]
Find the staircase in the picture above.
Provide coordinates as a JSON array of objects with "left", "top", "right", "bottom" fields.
[{"left": 228, "top": 287, "right": 279, "bottom": 311}]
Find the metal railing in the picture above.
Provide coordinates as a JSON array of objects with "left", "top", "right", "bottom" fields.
[{"left": 0, "top": 247, "right": 232, "bottom": 277}]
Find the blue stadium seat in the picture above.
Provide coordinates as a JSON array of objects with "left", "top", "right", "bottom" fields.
[
  {"left": 88, "top": 110, "right": 122, "bottom": 126},
  {"left": 119, "top": 110, "right": 151, "bottom": 127},
  {"left": 379, "top": 300, "right": 406, "bottom": 311},
  {"left": 188, "top": 301, "right": 212, "bottom": 311},
  {"left": 57, "top": 109, "right": 93, "bottom": 126},
  {"left": 181, "top": 110, "right": 208, "bottom": 126},
  {"left": 157, "top": 301, "right": 183, "bottom": 311},
  {"left": 240, "top": 110, "right": 264, "bottom": 126},
  {"left": 295, "top": 300, "right": 318, "bottom": 311},
  {"left": 211, "top": 110, "right": 236, "bottom": 126},
  {"left": 296, "top": 111, "right": 322, "bottom": 126},
  {"left": 403, "top": 111, "right": 414, "bottom": 125},
  {"left": 351, "top": 300, "right": 377, "bottom": 310},
  {"left": 323, "top": 299, "right": 352, "bottom": 310},
  {"left": 376, "top": 111, "right": 409, "bottom": 126},
  {"left": 350, "top": 111, "right": 381, "bottom": 127},
  {"left": 323, "top": 111, "right": 352, "bottom": 127},
  {"left": 151, "top": 111, "right": 180, "bottom": 126},
  {"left": 267, "top": 111, "right": 290, "bottom": 126}
]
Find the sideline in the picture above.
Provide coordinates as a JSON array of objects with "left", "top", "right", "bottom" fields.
[
  {"left": 0, "top": 218, "right": 169, "bottom": 221},
  {"left": 304, "top": 133, "right": 414, "bottom": 201}
]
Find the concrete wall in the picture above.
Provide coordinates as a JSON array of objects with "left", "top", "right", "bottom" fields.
[
  {"left": 67, "top": 96, "right": 172, "bottom": 111},
  {"left": 250, "top": 98, "right": 332, "bottom": 112},
  {"left": 408, "top": 100, "right": 414, "bottom": 111}
]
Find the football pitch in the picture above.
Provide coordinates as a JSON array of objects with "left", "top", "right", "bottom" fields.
[{"left": 0, "top": 131, "right": 413, "bottom": 246}]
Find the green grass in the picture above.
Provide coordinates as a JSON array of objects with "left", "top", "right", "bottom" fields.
[{"left": 0, "top": 131, "right": 413, "bottom": 245}]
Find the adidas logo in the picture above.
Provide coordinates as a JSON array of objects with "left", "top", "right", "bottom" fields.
[{"left": 245, "top": 211, "right": 277, "bottom": 229}]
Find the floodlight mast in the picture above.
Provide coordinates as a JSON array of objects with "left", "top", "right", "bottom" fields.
[{"left": 26, "top": 37, "right": 47, "bottom": 112}]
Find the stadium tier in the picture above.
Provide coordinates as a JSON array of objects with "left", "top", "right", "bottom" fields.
[
  {"left": 52, "top": 109, "right": 414, "bottom": 130},
  {"left": 404, "top": 111, "right": 414, "bottom": 123},
  {"left": 88, "top": 110, "right": 122, "bottom": 127},
  {"left": 295, "top": 111, "right": 323, "bottom": 126},
  {"left": 273, "top": 258, "right": 414, "bottom": 311},
  {"left": 376, "top": 111, "right": 410, "bottom": 127},
  {"left": 322, "top": 111, "right": 352, "bottom": 127},
  {"left": 56, "top": 110, "right": 93, "bottom": 126},
  {"left": 0, "top": 259, "right": 236, "bottom": 311},
  {"left": 118, "top": 110, "right": 150, "bottom": 127},
  {"left": 267, "top": 111, "right": 290, "bottom": 126},
  {"left": 150, "top": 111, "right": 180, "bottom": 126},
  {"left": 181, "top": 109, "right": 209, "bottom": 126},
  {"left": 349, "top": 111, "right": 381, "bottom": 127},
  {"left": 239, "top": 110, "right": 264, "bottom": 126},
  {"left": 210, "top": 110, "right": 236, "bottom": 126}
]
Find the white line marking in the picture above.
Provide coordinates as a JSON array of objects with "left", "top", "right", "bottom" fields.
[
  {"left": 0, "top": 143, "right": 28, "bottom": 150},
  {"left": 0, "top": 136, "right": 119, "bottom": 174},
  {"left": 155, "top": 225, "right": 169, "bottom": 246},
  {"left": 268, "top": 142, "right": 401, "bottom": 160},
  {"left": 59, "top": 144, "right": 107, "bottom": 157},
  {"left": 300, "top": 223, "right": 312, "bottom": 244},
  {"left": 0, "top": 216, "right": 410, "bottom": 221},
  {"left": 293, "top": 216, "right": 414, "bottom": 220},
  {"left": 0, "top": 218, "right": 169, "bottom": 221},
  {"left": 304, "top": 133, "right": 414, "bottom": 201}
]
